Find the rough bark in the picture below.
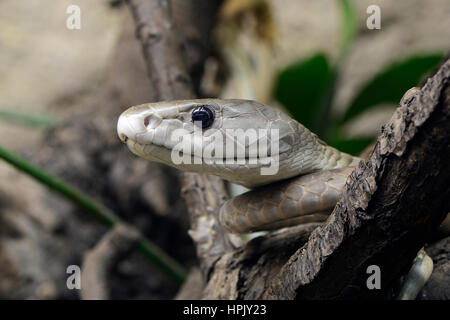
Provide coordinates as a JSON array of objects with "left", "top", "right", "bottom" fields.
[
  {"left": 202, "top": 224, "right": 321, "bottom": 299},
  {"left": 265, "top": 63, "right": 450, "bottom": 298}
]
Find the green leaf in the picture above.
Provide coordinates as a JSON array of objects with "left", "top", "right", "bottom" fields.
[
  {"left": 0, "top": 108, "right": 56, "bottom": 128},
  {"left": 340, "top": 54, "right": 444, "bottom": 125},
  {"left": 329, "top": 136, "right": 375, "bottom": 156},
  {"left": 338, "top": 0, "right": 357, "bottom": 61},
  {"left": 274, "top": 54, "right": 333, "bottom": 132}
]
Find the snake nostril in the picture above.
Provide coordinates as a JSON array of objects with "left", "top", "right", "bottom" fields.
[
  {"left": 119, "top": 133, "right": 128, "bottom": 143},
  {"left": 144, "top": 115, "right": 151, "bottom": 127}
]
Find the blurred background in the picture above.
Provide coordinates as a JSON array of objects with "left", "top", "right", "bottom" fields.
[{"left": 0, "top": 0, "right": 448, "bottom": 299}]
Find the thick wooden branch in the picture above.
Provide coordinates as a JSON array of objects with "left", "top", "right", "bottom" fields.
[
  {"left": 126, "top": 0, "right": 236, "bottom": 279},
  {"left": 126, "top": 0, "right": 194, "bottom": 100},
  {"left": 265, "top": 58, "right": 450, "bottom": 299},
  {"left": 202, "top": 223, "right": 321, "bottom": 299}
]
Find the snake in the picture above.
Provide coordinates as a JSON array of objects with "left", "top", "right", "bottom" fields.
[
  {"left": 117, "top": 99, "right": 361, "bottom": 234},
  {"left": 117, "top": 98, "right": 440, "bottom": 299}
]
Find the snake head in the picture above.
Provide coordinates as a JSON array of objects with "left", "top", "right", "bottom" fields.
[
  {"left": 117, "top": 99, "right": 224, "bottom": 165},
  {"left": 117, "top": 99, "right": 335, "bottom": 187}
]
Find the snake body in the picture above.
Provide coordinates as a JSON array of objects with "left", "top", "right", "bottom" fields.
[
  {"left": 219, "top": 166, "right": 355, "bottom": 233},
  {"left": 117, "top": 99, "right": 360, "bottom": 233}
]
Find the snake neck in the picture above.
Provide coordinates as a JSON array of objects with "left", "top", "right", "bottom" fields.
[
  {"left": 317, "top": 144, "right": 361, "bottom": 170},
  {"left": 286, "top": 131, "right": 361, "bottom": 179}
]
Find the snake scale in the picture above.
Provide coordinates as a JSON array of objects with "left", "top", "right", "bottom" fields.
[{"left": 117, "top": 99, "right": 361, "bottom": 233}]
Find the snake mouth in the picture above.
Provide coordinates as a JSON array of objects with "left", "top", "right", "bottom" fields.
[
  {"left": 119, "top": 122, "right": 280, "bottom": 166},
  {"left": 119, "top": 133, "right": 128, "bottom": 143},
  {"left": 123, "top": 138, "right": 170, "bottom": 164},
  {"left": 125, "top": 136, "right": 276, "bottom": 165}
]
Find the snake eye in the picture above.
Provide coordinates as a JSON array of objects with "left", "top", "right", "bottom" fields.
[{"left": 192, "top": 105, "right": 215, "bottom": 129}]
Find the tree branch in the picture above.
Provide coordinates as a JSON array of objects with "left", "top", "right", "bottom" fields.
[
  {"left": 126, "top": 0, "right": 194, "bottom": 100},
  {"left": 265, "top": 58, "right": 450, "bottom": 299},
  {"left": 125, "top": 0, "right": 237, "bottom": 280}
]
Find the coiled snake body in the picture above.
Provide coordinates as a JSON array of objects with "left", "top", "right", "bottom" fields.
[{"left": 117, "top": 99, "right": 361, "bottom": 233}]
